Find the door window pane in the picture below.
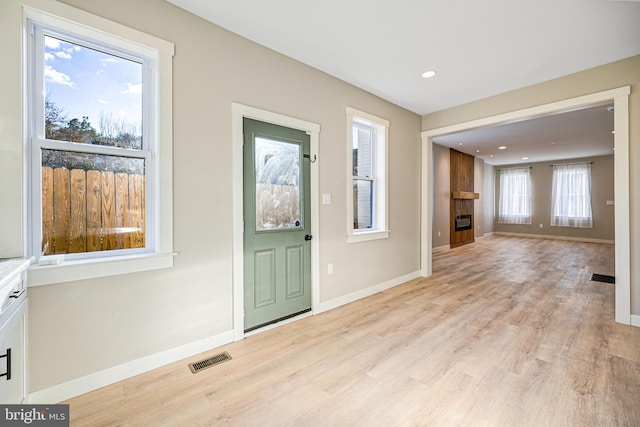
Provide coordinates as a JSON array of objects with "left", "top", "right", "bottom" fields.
[{"left": 254, "top": 137, "right": 302, "bottom": 231}]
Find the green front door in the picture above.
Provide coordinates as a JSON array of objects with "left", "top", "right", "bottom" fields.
[{"left": 243, "top": 118, "right": 312, "bottom": 332}]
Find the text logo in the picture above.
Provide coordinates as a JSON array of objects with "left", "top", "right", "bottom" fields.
[{"left": 1, "top": 405, "right": 69, "bottom": 426}]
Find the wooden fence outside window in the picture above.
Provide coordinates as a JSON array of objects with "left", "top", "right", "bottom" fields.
[{"left": 41, "top": 167, "right": 145, "bottom": 255}]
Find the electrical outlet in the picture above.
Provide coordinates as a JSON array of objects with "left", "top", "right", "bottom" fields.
[
  {"left": 539, "top": 224, "right": 544, "bottom": 228},
  {"left": 328, "top": 263, "right": 334, "bottom": 275},
  {"left": 437, "top": 231, "right": 441, "bottom": 237}
]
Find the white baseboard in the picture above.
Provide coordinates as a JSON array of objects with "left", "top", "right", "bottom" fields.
[
  {"left": 476, "top": 232, "right": 494, "bottom": 239},
  {"left": 631, "top": 315, "right": 640, "bottom": 327},
  {"left": 28, "top": 330, "right": 235, "bottom": 404},
  {"left": 493, "top": 231, "right": 614, "bottom": 245},
  {"left": 432, "top": 244, "right": 450, "bottom": 253},
  {"left": 316, "top": 270, "right": 421, "bottom": 314}
]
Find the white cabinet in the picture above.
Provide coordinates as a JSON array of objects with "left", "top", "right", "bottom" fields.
[
  {"left": 0, "top": 261, "right": 30, "bottom": 404},
  {"left": 0, "top": 298, "right": 27, "bottom": 403}
]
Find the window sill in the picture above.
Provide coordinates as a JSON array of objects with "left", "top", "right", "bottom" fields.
[
  {"left": 28, "top": 252, "right": 176, "bottom": 287},
  {"left": 347, "top": 230, "right": 390, "bottom": 243}
]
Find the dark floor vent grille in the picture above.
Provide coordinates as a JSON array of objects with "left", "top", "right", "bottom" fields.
[
  {"left": 189, "top": 352, "right": 232, "bottom": 374},
  {"left": 591, "top": 273, "right": 615, "bottom": 284}
]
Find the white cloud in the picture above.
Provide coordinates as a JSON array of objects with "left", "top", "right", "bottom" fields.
[
  {"left": 101, "top": 57, "right": 119, "bottom": 65},
  {"left": 55, "top": 51, "right": 72, "bottom": 59},
  {"left": 44, "top": 65, "right": 75, "bottom": 88},
  {"left": 44, "top": 37, "right": 60, "bottom": 49},
  {"left": 44, "top": 52, "right": 54, "bottom": 62},
  {"left": 121, "top": 83, "right": 142, "bottom": 95},
  {"left": 98, "top": 99, "right": 110, "bottom": 105}
]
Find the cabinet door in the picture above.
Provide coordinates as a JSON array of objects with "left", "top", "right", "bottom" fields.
[{"left": 0, "top": 301, "right": 26, "bottom": 404}]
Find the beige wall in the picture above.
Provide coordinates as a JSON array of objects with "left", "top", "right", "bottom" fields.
[
  {"left": 483, "top": 163, "right": 495, "bottom": 234},
  {"left": 0, "top": 0, "right": 421, "bottom": 393},
  {"left": 432, "top": 143, "right": 450, "bottom": 249},
  {"left": 423, "top": 55, "right": 640, "bottom": 314},
  {"left": 494, "top": 155, "right": 615, "bottom": 241},
  {"left": 474, "top": 157, "right": 485, "bottom": 238}
]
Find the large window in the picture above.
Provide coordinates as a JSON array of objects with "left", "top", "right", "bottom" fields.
[
  {"left": 347, "top": 108, "right": 389, "bottom": 242},
  {"left": 551, "top": 163, "right": 593, "bottom": 228},
  {"left": 498, "top": 167, "right": 532, "bottom": 224},
  {"left": 25, "top": 4, "right": 174, "bottom": 284},
  {"left": 34, "top": 30, "right": 148, "bottom": 258}
]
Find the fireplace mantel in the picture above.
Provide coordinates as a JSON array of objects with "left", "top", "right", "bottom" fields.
[{"left": 452, "top": 191, "right": 479, "bottom": 200}]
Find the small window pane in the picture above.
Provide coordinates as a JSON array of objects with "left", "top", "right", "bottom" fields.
[
  {"left": 353, "top": 179, "right": 373, "bottom": 229},
  {"left": 41, "top": 149, "right": 145, "bottom": 255},
  {"left": 353, "top": 124, "right": 374, "bottom": 177},
  {"left": 551, "top": 163, "right": 592, "bottom": 228},
  {"left": 254, "top": 137, "right": 302, "bottom": 231},
  {"left": 498, "top": 167, "right": 531, "bottom": 224},
  {"left": 44, "top": 36, "right": 142, "bottom": 149}
]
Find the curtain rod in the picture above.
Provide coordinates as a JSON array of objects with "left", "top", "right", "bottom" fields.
[
  {"left": 497, "top": 166, "right": 532, "bottom": 171},
  {"left": 549, "top": 161, "right": 594, "bottom": 167}
]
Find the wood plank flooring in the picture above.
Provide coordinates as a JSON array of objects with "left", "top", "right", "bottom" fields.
[{"left": 64, "top": 236, "right": 640, "bottom": 426}]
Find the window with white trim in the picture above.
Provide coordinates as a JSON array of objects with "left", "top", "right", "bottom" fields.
[
  {"left": 551, "top": 162, "right": 593, "bottom": 228},
  {"left": 347, "top": 108, "right": 389, "bottom": 242},
  {"left": 498, "top": 167, "right": 532, "bottom": 224},
  {"left": 25, "top": 4, "right": 174, "bottom": 284}
]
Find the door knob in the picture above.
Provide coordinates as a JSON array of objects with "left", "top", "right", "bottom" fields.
[{"left": 304, "top": 234, "right": 312, "bottom": 241}]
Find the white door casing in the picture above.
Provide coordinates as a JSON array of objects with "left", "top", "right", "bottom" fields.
[{"left": 232, "top": 104, "right": 320, "bottom": 340}]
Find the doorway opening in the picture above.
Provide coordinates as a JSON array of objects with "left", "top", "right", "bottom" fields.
[{"left": 421, "top": 87, "right": 631, "bottom": 324}]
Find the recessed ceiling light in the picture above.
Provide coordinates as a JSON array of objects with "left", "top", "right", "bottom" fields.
[
  {"left": 422, "top": 70, "right": 437, "bottom": 79},
  {"left": 458, "top": 142, "right": 463, "bottom": 146},
  {"left": 476, "top": 150, "right": 480, "bottom": 153},
  {"left": 550, "top": 141, "right": 556, "bottom": 145},
  {"left": 611, "top": 130, "right": 615, "bottom": 134},
  {"left": 498, "top": 146, "right": 507, "bottom": 150},
  {"left": 522, "top": 157, "right": 529, "bottom": 160},
  {"left": 490, "top": 155, "right": 494, "bottom": 158}
]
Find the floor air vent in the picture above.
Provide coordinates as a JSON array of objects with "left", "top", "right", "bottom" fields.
[
  {"left": 591, "top": 273, "right": 615, "bottom": 284},
  {"left": 189, "top": 352, "right": 232, "bottom": 374}
]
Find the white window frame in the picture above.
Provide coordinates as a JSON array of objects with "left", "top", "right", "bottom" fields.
[
  {"left": 346, "top": 107, "right": 389, "bottom": 243},
  {"left": 24, "top": 3, "right": 175, "bottom": 286}
]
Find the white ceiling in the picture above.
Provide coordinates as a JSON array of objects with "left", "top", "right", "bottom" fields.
[
  {"left": 167, "top": 0, "right": 638, "bottom": 164},
  {"left": 433, "top": 103, "right": 615, "bottom": 165}
]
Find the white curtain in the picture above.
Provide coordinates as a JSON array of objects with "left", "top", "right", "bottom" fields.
[
  {"left": 498, "top": 167, "right": 531, "bottom": 224},
  {"left": 551, "top": 163, "right": 593, "bottom": 228}
]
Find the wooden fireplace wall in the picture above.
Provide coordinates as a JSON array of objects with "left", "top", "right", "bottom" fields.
[{"left": 450, "top": 149, "right": 478, "bottom": 248}]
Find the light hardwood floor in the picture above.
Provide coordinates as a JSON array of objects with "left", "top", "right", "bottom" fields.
[{"left": 65, "top": 236, "right": 640, "bottom": 426}]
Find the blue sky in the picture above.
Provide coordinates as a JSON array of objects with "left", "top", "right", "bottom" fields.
[{"left": 44, "top": 35, "right": 142, "bottom": 135}]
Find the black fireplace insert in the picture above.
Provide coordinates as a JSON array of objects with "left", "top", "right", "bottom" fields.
[{"left": 455, "top": 214, "right": 472, "bottom": 232}]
